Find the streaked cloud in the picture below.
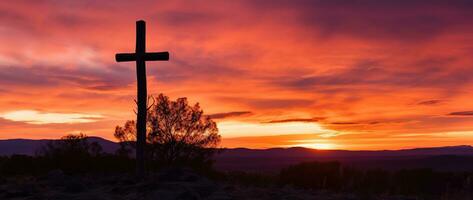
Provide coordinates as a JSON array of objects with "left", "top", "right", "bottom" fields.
[
  {"left": 0, "top": 110, "right": 103, "bottom": 124},
  {"left": 449, "top": 111, "right": 473, "bottom": 116},
  {"left": 265, "top": 117, "right": 324, "bottom": 123},
  {"left": 0, "top": 0, "right": 472, "bottom": 149},
  {"left": 209, "top": 111, "right": 252, "bottom": 119},
  {"left": 418, "top": 100, "right": 442, "bottom": 106},
  {"left": 330, "top": 122, "right": 360, "bottom": 125}
]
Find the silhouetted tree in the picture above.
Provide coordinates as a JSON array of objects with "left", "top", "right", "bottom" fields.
[
  {"left": 114, "top": 93, "right": 221, "bottom": 168},
  {"left": 36, "top": 133, "right": 104, "bottom": 172},
  {"left": 37, "top": 133, "right": 102, "bottom": 157}
]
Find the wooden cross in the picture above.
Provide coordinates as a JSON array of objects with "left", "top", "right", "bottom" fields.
[{"left": 115, "top": 20, "right": 169, "bottom": 177}]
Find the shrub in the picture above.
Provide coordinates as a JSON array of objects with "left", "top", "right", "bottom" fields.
[
  {"left": 114, "top": 94, "right": 221, "bottom": 169},
  {"left": 280, "top": 161, "right": 343, "bottom": 190}
]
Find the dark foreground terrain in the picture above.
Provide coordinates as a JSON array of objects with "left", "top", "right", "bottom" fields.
[
  {"left": 0, "top": 168, "right": 436, "bottom": 200},
  {"left": 2, "top": 138, "right": 473, "bottom": 199}
]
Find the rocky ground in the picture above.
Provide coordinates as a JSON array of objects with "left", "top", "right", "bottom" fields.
[{"left": 0, "top": 169, "right": 422, "bottom": 200}]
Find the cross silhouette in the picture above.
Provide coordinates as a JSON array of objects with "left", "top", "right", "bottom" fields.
[{"left": 115, "top": 20, "right": 169, "bottom": 177}]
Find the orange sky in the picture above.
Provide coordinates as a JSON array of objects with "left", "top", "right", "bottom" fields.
[{"left": 1, "top": 0, "right": 473, "bottom": 150}]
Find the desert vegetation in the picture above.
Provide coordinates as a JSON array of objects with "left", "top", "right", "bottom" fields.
[
  {"left": 0, "top": 134, "right": 133, "bottom": 175},
  {"left": 114, "top": 94, "right": 221, "bottom": 169},
  {"left": 277, "top": 161, "right": 473, "bottom": 199},
  {"left": 2, "top": 152, "right": 473, "bottom": 199}
]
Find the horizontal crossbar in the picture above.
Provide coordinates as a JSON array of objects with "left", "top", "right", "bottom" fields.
[
  {"left": 145, "top": 52, "right": 169, "bottom": 61},
  {"left": 116, "top": 52, "right": 169, "bottom": 62},
  {"left": 115, "top": 53, "right": 135, "bottom": 62}
]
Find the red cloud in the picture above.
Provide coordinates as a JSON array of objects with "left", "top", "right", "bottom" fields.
[{"left": 0, "top": 0, "right": 472, "bottom": 149}]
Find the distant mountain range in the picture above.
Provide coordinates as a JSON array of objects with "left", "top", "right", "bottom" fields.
[
  {"left": 214, "top": 146, "right": 473, "bottom": 172},
  {"left": 0, "top": 137, "right": 119, "bottom": 156},
  {"left": 2, "top": 137, "right": 473, "bottom": 172}
]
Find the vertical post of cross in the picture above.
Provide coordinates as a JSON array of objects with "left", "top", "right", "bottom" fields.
[
  {"left": 115, "top": 20, "right": 169, "bottom": 178},
  {"left": 135, "top": 20, "right": 147, "bottom": 177}
]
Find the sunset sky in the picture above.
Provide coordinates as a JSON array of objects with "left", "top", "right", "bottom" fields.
[{"left": 1, "top": 0, "right": 473, "bottom": 150}]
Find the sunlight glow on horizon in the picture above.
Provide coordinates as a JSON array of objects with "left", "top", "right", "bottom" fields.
[
  {"left": 218, "top": 121, "right": 338, "bottom": 138},
  {"left": 0, "top": 110, "right": 103, "bottom": 124},
  {"left": 301, "top": 143, "right": 336, "bottom": 150},
  {"left": 285, "top": 139, "right": 338, "bottom": 150}
]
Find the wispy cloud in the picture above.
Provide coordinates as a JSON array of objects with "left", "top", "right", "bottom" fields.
[
  {"left": 449, "top": 111, "right": 473, "bottom": 116},
  {"left": 330, "top": 122, "right": 360, "bottom": 125},
  {"left": 265, "top": 117, "right": 324, "bottom": 123},
  {"left": 0, "top": 110, "right": 103, "bottom": 124},
  {"left": 209, "top": 111, "right": 252, "bottom": 119},
  {"left": 418, "top": 100, "right": 442, "bottom": 105},
  {"left": 0, "top": 0, "right": 473, "bottom": 149}
]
